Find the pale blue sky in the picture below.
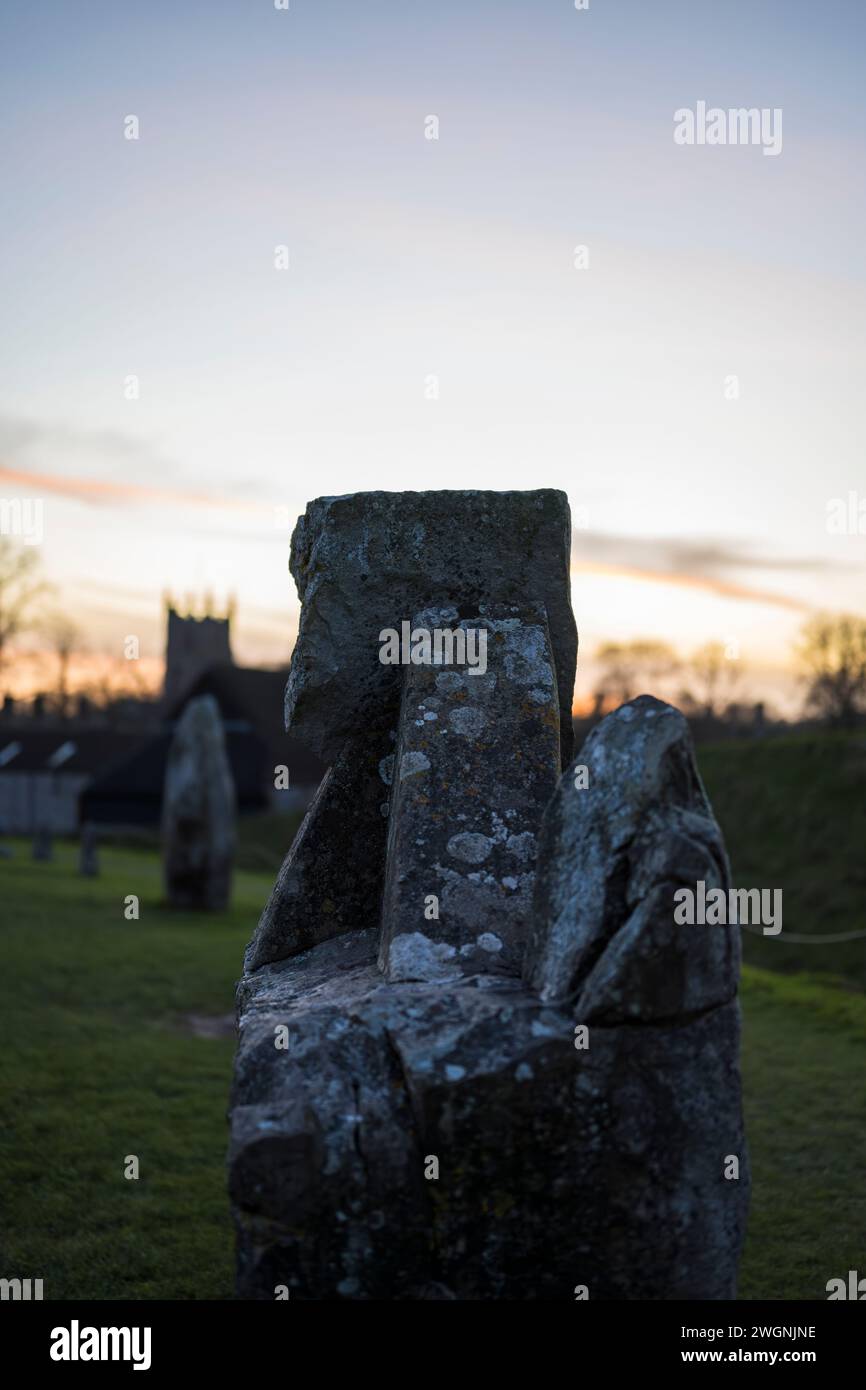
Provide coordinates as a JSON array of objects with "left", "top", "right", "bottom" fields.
[{"left": 1, "top": 0, "right": 864, "bottom": 706}]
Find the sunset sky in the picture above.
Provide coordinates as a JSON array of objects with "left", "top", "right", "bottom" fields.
[{"left": 1, "top": 0, "right": 864, "bottom": 713}]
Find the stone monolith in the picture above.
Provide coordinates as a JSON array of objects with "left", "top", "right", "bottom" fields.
[
  {"left": 229, "top": 494, "right": 748, "bottom": 1300},
  {"left": 163, "top": 693, "right": 235, "bottom": 910}
]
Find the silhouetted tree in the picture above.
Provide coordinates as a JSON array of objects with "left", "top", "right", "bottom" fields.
[
  {"left": 593, "top": 640, "right": 678, "bottom": 707},
  {"left": 0, "top": 538, "right": 49, "bottom": 677},
  {"left": 689, "top": 641, "right": 742, "bottom": 717},
  {"left": 797, "top": 613, "right": 866, "bottom": 726},
  {"left": 42, "top": 613, "right": 82, "bottom": 718}
]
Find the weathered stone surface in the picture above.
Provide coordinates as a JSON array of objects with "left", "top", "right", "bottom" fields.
[
  {"left": 378, "top": 605, "right": 561, "bottom": 983},
  {"left": 386, "top": 986, "right": 747, "bottom": 1300},
  {"left": 284, "top": 490, "right": 577, "bottom": 769},
  {"left": 230, "top": 926, "right": 749, "bottom": 1299},
  {"left": 231, "top": 933, "right": 432, "bottom": 1300},
  {"left": 244, "top": 708, "right": 392, "bottom": 971},
  {"left": 162, "top": 694, "right": 235, "bottom": 910},
  {"left": 525, "top": 694, "right": 739, "bottom": 1020}
]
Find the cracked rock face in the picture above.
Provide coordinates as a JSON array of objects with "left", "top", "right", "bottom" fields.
[
  {"left": 230, "top": 926, "right": 748, "bottom": 1300},
  {"left": 284, "top": 490, "right": 577, "bottom": 769},
  {"left": 229, "top": 495, "right": 748, "bottom": 1299},
  {"left": 162, "top": 694, "right": 235, "bottom": 910}
]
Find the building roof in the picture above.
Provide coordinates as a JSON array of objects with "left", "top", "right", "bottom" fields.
[
  {"left": 0, "top": 728, "right": 151, "bottom": 776},
  {"left": 0, "top": 661, "right": 327, "bottom": 825},
  {"left": 80, "top": 728, "right": 271, "bottom": 826}
]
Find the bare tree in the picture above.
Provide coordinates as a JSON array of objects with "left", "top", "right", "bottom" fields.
[
  {"left": 593, "top": 640, "right": 679, "bottom": 708},
  {"left": 0, "top": 538, "right": 50, "bottom": 677},
  {"left": 797, "top": 613, "right": 866, "bottom": 726},
  {"left": 41, "top": 612, "right": 82, "bottom": 717},
  {"left": 689, "top": 641, "right": 742, "bottom": 717},
  {"left": 82, "top": 652, "right": 161, "bottom": 711}
]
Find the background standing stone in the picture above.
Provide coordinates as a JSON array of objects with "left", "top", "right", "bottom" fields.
[
  {"left": 162, "top": 693, "right": 235, "bottom": 910},
  {"left": 78, "top": 821, "right": 99, "bottom": 877},
  {"left": 31, "top": 827, "right": 53, "bottom": 861}
]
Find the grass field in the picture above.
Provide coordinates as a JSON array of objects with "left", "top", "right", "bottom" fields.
[
  {"left": 1, "top": 734, "right": 864, "bottom": 1299},
  {"left": 0, "top": 842, "right": 256, "bottom": 1299},
  {"left": 700, "top": 731, "right": 866, "bottom": 987}
]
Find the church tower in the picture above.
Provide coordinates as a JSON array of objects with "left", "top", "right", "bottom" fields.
[{"left": 162, "top": 593, "right": 235, "bottom": 708}]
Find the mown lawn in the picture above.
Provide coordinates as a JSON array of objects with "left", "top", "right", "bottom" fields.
[
  {"left": 700, "top": 732, "right": 866, "bottom": 986},
  {"left": 738, "top": 968, "right": 866, "bottom": 1299},
  {"left": 1, "top": 734, "right": 864, "bottom": 1300},
  {"left": 0, "top": 842, "right": 262, "bottom": 1299}
]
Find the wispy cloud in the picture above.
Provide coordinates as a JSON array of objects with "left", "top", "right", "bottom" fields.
[
  {"left": 571, "top": 561, "right": 811, "bottom": 613},
  {"left": 571, "top": 532, "right": 836, "bottom": 612},
  {"left": 0, "top": 414, "right": 270, "bottom": 512},
  {"left": 0, "top": 464, "right": 267, "bottom": 513},
  {"left": 0, "top": 438, "right": 832, "bottom": 617}
]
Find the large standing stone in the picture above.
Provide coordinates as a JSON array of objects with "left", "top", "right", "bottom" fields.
[
  {"left": 285, "top": 490, "right": 577, "bottom": 769},
  {"left": 247, "top": 490, "right": 576, "bottom": 971},
  {"left": 162, "top": 694, "right": 235, "bottom": 910},
  {"left": 229, "top": 494, "right": 748, "bottom": 1300}
]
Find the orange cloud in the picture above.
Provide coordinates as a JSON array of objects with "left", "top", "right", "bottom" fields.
[
  {"left": 571, "top": 561, "right": 811, "bottom": 613},
  {"left": 1, "top": 461, "right": 814, "bottom": 617},
  {"left": 0, "top": 465, "right": 260, "bottom": 512}
]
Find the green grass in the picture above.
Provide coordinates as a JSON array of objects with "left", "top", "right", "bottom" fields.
[
  {"left": 739, "top": 968, "right": 866, "bottom": 1300},
  {"left": 95, "top": 810, "right": 304, "bottom": 876},
  {"left": 0, "top": 842, "right": 265, "bottom": 1299},
  {"left": 699, "top": 732, "right": 866, "bottom": 986},
  {"left": 1, "top": 730, "right": 865, "bottom": 1300}
]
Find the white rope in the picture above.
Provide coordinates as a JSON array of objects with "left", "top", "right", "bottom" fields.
[{"left": 740, "top": 923, "right": 866, "bottom": 944}]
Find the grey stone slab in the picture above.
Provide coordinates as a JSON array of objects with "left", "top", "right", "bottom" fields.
[{"left": 378, "top": 606, "right": 561, "bottom": 982}]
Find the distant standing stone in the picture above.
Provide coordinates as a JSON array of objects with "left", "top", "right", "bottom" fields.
[
  {"left": 32, "top": 828, "right": 53, "bottom": 861},
  {"left": 162, "top": 694, "right": 236, "bottom": 910},
  {"left": 79, "top": 822, "right": 100, "bottom": 877}
]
